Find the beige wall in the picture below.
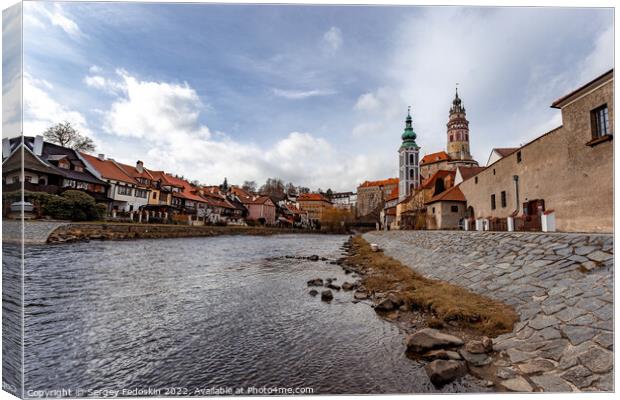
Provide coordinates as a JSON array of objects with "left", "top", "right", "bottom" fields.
[
  {"left": 427, "top": 201, "right": 465, "bottom": 230},
  {"left": 460, "top": 77, "right": 613, "bottom": 233}
]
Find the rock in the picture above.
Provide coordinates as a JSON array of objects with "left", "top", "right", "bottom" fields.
[
  {"left": 499, "top": 376, "right": 534, "bottom": 392},
  {"left": 586, "top": 250, "right": 612, "bottom": 262},
  {"left": 387, "top": 293, "right": 404, "bottom": 307},
  {"left": 529, "top": 374, "right": 572, "bottom": 392},
  {"left": 517, "top": 359, "right": 555, "bottom": 374},
  {"left": 481, "top": 336, "right": 493, "bottom": 352},
  {"left": 423, "top": 349, "right": 462, "bottom": 361},
  {"left": 307, "top": 278, "right": 323, "bottom": 287},
  {"left": 326, "top": 283, "right": 341, "bottom": 291},
  {"left": 341, "top": 282, "right": 354, "bottom": 291},
  {"left": 506, "top": 348, "right": 534, "bottom": 363},
  {"left": 459, "top": 349, "right": 492, "bottom": 367},
  {"left": 578, "top": 346, "right": 613, "bottom": 373},
  {"left": 308, "top": 289, "right": 318, "bottom": 296},
  {"left": 321, "top": 290, "right": 333, "bottom": 302},
  {"left": 529, "top": 315, "right": 558, "bottom": 330},
  {"left": 308, "top": 255, "right": 319, "bottom": 261},
  {"left": 561, "top": 325, "right": 596, "bottom": 346},
  {"left": 424, "top": 360, "right": 467, "bottom": 386},
  {"left": 374, "top": 298, "right": 395, "bottom": 312},
  {"left": 496, "top": 367, "right": 517, "bottom": 379},
  {"left": 353, "top": 290, "right": 369, "bottom": 300},
  {"left": 405, "top": 328, "right": 464, "bottom": 353},
  {"left": 465, "top": 340, "right": 490, "bottom": 354},
  {"left": 560, "top": 365, "right": 597, "bottom": 389}
]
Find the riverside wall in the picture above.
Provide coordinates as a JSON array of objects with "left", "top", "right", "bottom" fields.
[{"left": 365, "top": 230, "right": 613, "bottom": 392}]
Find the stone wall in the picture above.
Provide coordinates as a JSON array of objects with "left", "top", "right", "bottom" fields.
[
  {"left": 365, "top": 230, "right": 613, "bottom": 391},
  {"left": 47, "top": 223, "right": 312, "bottom": 243}
]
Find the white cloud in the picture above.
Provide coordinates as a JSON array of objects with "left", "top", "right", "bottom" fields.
[
  {"left": 322, "top": 26, "right": 342, "bottom": 53},
  {"left": 272, "top": 88, "right": 336, "bottom": 99},
  {"left": 89, "top": 65, "right": 103, "bottom": 74},
  {"left": 22, "top": 72, "right": 97, "bottom": 147},
  {"left": 84, "top": 75, "right": 107, "bottom": 89},
  {"left": 87, "top": 69, "right": 386, "bottom": 190},
  {"left": 25, "top": 2, "right": 82, "bottom": 38}
]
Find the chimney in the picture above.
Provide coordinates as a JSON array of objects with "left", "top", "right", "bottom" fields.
[
  {"left": 136, "top": 160, "right": 144, "bottom": 173},
  {"left": 2, "top": 138, "right": 10, "bottom": 159},
  {"left": 33, "top": 135, "right": 44, "bottom": 156},
  {"left": 98, "top": 153, "right": 105, "bottom": 161}
]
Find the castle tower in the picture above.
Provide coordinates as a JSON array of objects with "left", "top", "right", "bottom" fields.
[
  {"left": 399, "top": 107, "right": 420, "bottom": 203},
  {"left": 446, "top": 88, "right": 472, "bottom": 160}
]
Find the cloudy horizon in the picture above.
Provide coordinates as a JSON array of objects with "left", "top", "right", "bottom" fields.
[{"left": 3, "top": 2, "right": 614, "bottom": 192}]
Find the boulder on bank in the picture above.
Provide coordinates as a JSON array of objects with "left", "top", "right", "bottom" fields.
[
  {"left": 326, "top": 283, "right": 341, "bottom": 291},
  {"left": 341, "top": 282, "right": 356, "bottom": 291},
  {"left": 308, "top": 289, "right": 318, "bottom": 296},
  {"left": 424, "top": 360, "right": 467, "bottom": 386},
  {"left": 353, "top": 290, "right": 369, "bottom": 300},
  {"left": 459, "top": 349, "right": 492, "bottom": 367},
  {"left": 321, "top": 290, "right": 333, "bottom": 302},
  {"left": 465, "top": 336, "right": 493, "bottom": 354},
  {"left": 307, "top": 278, "right": 324, "bottom": 287},
  {"left": 423, "top": 349, "right": 462, "bottom": 361},
  {"left": 405, "top": 328, "right": 464, "bottom": 353},
  {"left": 374, "top": 298, "right": 395, "bottom": 312}
]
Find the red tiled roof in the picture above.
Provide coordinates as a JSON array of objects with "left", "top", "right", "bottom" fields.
[
  {"left": 386, "top": 185, "right": 399, "bottom": 201},
  {"left": 420, "top": 170, "right": 455, "bottom": 190},
  {"left": 551, "top": 69, "right": 613, "bottom": 109},
  {"left": 81, "top": 153, "right": 137, "bottom": 185},
  {"left": 298, "top": 193, "right": 331, "bottom": 202},
  {"left": 457, "top": 166, "right": 486, "bottom": 181},
  {"left": 242, "top": 195, "right": 274, "bottom": 206},
  {"left": 358, "top": 177, "right": 399, "bottom": 188},
  {"left": 420, "top": 151, "right": 450, "bottom": 165},
  {"left": 426, "top": 185, "right": 466, "bottom": 204}
]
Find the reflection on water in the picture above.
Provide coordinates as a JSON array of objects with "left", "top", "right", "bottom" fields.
[{"left": 18, "top": 234, "right": 485, "bottom": 395}]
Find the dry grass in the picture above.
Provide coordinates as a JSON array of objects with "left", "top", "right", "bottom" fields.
[{"left": 347, "top": 236, "right": 518, "bottom": 337}]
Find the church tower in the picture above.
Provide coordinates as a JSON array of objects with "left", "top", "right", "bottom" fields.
[
  {"left": 446, "top": 88, "right": 473, "bottom": 160},
  {"left": 399, "top": 107, "right": 420, "bottom": 203}
]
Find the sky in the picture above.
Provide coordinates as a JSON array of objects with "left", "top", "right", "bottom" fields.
[{"left": 2, "top": 1, "right": 614, "bottom": 192}]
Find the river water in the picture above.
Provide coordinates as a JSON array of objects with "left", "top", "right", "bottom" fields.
[{"left": 12, "top": 234, "right": 485, "bottom": 395}]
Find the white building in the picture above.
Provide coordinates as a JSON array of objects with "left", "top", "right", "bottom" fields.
[{"left": 398, "top": 107, "right": 420, "bottom": 203}]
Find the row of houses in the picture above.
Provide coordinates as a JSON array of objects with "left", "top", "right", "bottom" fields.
[
  {"left": 383, "top": 69, "right": 613, "bottom": 233},
  {"left": 1, "top": 137, "right": 342, "bottom": 227}
]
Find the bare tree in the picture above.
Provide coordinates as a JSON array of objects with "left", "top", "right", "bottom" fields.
[
  {"left": 242, "top": 180, "right": 257, "bottom": 193},
  {"left": 43, "top": 121, "right": 95, "bottom": 152}
]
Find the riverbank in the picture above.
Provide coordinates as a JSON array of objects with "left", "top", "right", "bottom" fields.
[
  {"left": 336, "top": 236, "right": 518, "bottom": 389},
  {"left": 0, "top": 220, "right": 334, "bottom": 244},
  {"left": 46, "top": 222, "right": 325, "bottom": 243},
  {"left": 365, "top": 230, "right": 613, "bottom": 392}
]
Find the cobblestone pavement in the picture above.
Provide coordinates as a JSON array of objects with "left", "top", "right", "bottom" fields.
[
  {"left": 2, "top": 220, "right": 71, "bottom": 244},
  {"left": 365, "top": 230, "right": 613, "bottom": 392}
]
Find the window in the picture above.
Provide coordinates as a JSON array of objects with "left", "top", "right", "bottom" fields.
[
  {"left": 517, "top": 151, "right": 522, "bottom": 163},
  {"left": 491, "top": 194, "right": 496, "bottom": 210},
  {"left": 58, "top": 160, "right": 70, "bottom": 169},
  {"left": 152, "top": 192, "right": 157, "bottom": 200},
  {"left": 118, "top": 186, "right": 133, "bottom": 196},
  {"left": 501, "top": 191, "right": 507, "bottom": 208},
  {"left": 591, "top": 105, "right": 610, "bottom": 138},
  {"left": 432, "top": 207, "right": 435, "bottom": 214},
  {"left": 25, "top": 176, "right": 32, "bottom": 183},
  {"left": 493, "top": 169, "right": 496, "bottom": 175},
  {"left": 409, "top": 169, "right": 414, "bottom": 179},
  {"left": 135, "top": 189, "right": 148, "bottom": 198},
  {"left": 451, "top": 205, "right": 458, "bottom": 213},
  {"left": 450, "top": 135, "right": 453, "bottom": 142},
  {"left": 409, "top": 154, "right": 414, "bottom": 164},
  {"left": 475, "top": 177, "right": 478, "bottom": 184},
  {"left": 74, "top": 165, "right": 84, "bottom": 172}
]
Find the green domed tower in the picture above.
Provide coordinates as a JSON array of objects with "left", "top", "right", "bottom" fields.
[{"left": 398, "top": 107, "right": 420, "bottom": 203}]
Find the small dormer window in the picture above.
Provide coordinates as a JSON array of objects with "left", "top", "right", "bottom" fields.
[
  {"left": 74, "top": 165, "right": 83, "bottom": 172},
  {"left": 58, "top": 160, "right": 70, "bottom": 169}
]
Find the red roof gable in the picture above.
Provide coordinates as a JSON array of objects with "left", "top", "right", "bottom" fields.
[
  {"left": 358, "top": 177, "right": 399, "bottom": 188},
  {"left": 426, "top": 185, "right": 466, "bottom": 204},
  {"left": 420, "top": 151, "right": 450, "bottom": 165},
  {"left": 421, "top": 170, "right": 455, "bottom": 190},
  {"left": 81, "top": 153, "right": 137, "bottom": 185},
  {"left": 386, "top": 185, "right": 399, "bottom": 201},
  {"left": 298, "top": 193, "right": 331, "bottom": 202},
  {"left": 457, "top": 166, "right": 486, "bottom": 181}
]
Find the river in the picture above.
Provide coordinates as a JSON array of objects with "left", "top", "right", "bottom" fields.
[{"left": 7, "top": 234, "right": 486, "bottom": 395}]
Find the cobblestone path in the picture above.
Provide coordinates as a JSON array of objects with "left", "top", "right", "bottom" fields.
[
  {"left": 2, "top": 220, "right": 71, "bottom": 244},
  {"left": 365, "top": 230, "right": 613, "bottom": 392}
]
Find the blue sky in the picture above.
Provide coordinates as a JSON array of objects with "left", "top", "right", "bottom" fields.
[{"left": 4, "top": 1, "right": 614, "bottom": 191}]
